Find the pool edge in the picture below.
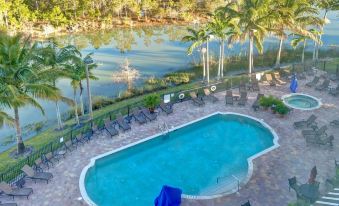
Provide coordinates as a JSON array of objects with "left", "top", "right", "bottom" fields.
[
  {"left": 79, "top": 111, "right": 280, "bottom": 205},
  {"left": 282, "top": 93, "right": 322, "bottom": 111}
]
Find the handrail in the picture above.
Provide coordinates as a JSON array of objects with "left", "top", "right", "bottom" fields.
[{"left": 216, "top": 174, "right": 241, "bottom": 192}]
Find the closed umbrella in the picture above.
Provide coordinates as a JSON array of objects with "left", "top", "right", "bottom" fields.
[{"left": 290, "top": 74, "right": 298, "bottom": 93}]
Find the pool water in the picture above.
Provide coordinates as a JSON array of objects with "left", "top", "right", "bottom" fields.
[
  {"left": 283, "top": 94, "right": 321, "bottom": 110},
  {"left": 82, "top": 113, "right": 277, "bottom": 206}
]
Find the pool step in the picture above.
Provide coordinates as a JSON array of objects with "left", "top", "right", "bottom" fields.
[{"left": 314, "top": 189, "right": 339, "bottom": 206}]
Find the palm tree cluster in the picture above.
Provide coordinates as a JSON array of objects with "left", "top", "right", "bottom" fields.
[
  {"left": 183, "top": 0, "right": 328, "bottom": 82},
  {"left": 0, "top": 32, "right": 97, "bottom": 154}
]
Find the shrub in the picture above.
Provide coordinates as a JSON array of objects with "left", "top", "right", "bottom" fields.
[
  {"left": 92, "top": 96, "right": 115, "bottom": 110},
  {"left": 275, "top": 102, "right": 289, "bottom": 115},
  {"left": 164, "top": 72, "right": 194, "bottom": 85},
  {"left": 144, "top": 93, "right": 161, "bottom": 110}
]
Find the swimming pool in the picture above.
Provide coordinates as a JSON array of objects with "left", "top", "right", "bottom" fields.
[
  {"left": 282, "top": 93, "right": 322, "bottom": 110},
  {"left": 80, "top": 112, "right": 279, "bottom": 206}
]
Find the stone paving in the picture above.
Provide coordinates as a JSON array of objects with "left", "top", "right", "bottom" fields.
[{"left": 2, "top": 73, "right": 339, "bottom": 206}]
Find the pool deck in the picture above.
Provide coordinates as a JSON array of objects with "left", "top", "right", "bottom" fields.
[{"left": 4, "top": 73, "right": 339, "bottom": 206}]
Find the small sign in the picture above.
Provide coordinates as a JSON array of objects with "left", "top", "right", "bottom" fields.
[{"left": 60, "top": 137, "right": 64, "bottom": 143}]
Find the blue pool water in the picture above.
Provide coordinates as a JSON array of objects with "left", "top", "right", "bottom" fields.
[{"left": 82, "top": 113, "right": 277, "bottom": 206}]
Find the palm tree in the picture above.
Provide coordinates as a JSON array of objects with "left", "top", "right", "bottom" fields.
[
  {"left": 273, "top": 0, "right": 322, "bottom": 68},
  {"left": 291, "top": 29, "right": 322, "bottom": 63},
  {"left": 182, "top": 27, "right": 208, "bottom": 81},
  {"left": 41, "top": 43, "right": 78, "bottom": 130},
  {"left": 221, "top": 0, "right": 276, "bottom": 74},
  {"left": 0, "top": 110, "right": 14, "bottom": 128},
  {"left": 0, "top": 33, "right": 62, "bottom": 154}
]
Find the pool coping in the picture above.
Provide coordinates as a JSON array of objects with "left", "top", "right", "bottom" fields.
[
  {"left": 79, "top": 112, "right": 280, "bottom": 205},
  {"left": 282, "top": 93, "right": 322, "bottom": 111}
]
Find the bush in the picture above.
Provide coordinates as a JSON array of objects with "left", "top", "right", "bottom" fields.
[
  {"left": 275, "top": 102, "right": 289, "bottom": 115},
  {"left": 92, "top": 96, "right": 115, "bottom": 110},
  {"left": 259, "top": 96, "right": 289, "bottom": 115},
  {"left": 144, "top": 93, "right": 161, "bottom": 110},
  {"left": 164, "top": 72, "right": 194, "bottom": 85}
]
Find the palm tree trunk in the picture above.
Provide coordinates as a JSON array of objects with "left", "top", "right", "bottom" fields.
[
  {"left": 316, "top": 11, "right": 328, "bottom": 61},
  {"left": 79, "top": 81, "right": 85, "bottom": 116},
  {"left": 14, "top": 107, "right": 25, "bottom": 153},
  {"left": 202, "top": 50, "right": 206, "bottom": 81},
  {"left": 313, "top": 41, "right": 316, "bottom": 62},
  {"left": 249, "top": 34, "right": 254, "bottom": 74},
  {"left": 275, "top": 38, "right": 283, "bottom": 68},
  {"left": 221, "top": 39, "right": 225, "bottom": 78},
  {"left": 217, "top": 41, "right": 222, "bottom": 80},
  {"left": 206, "top": 38, "right": 210, "bottom": 83},
  {"left": 302, "top": 40, "right": 306, "bottom": 64},
  {"left": 73, "top": 89, "right": 80, "bottom": 126},
  {"left": 55, "top": 101, "right": 63, "bottom": 130}
]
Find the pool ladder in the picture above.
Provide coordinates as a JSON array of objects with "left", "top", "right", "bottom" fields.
[
  {"left": 158, "top": 122, "right": 170, "bottom": 135},
  {"left": 216, "top": 175, "right": 240, "bottom": 193}
]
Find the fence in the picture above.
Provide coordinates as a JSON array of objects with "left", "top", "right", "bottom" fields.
[{"left": 0, "top": 58, "right": 337, "bottom": 184}]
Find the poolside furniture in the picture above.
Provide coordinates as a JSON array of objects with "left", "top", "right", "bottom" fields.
[
  {"left": 81, "top": 131, "right": 92, "bottom": 142},
  {"left": 33, "top": 159, "right": 43, "bottom": 172},
  {"left": 131, "top": 108, "right": 147, "bottom": 124},
  {"left": 329, "top": 85, "right": 339, "bottom": 96},
  {"left": 299, "top": 182, "right": 320, "bottom": 203},
  {"left": 190, "top": 92, "right": 204, "bottom": 106},
  {"left": 71, "top": 134, "right": 83, "bottom": 147},
  {"left": 273, "top": 72, "right": 287, "bottom": 85},
  {"left": 241, "top": 201, "right": 251, "bottom": 206},
  {"left": 91, "top": 122, "right": 99, "bottom": 134},
  {"left": 315, "top": 79, "right": 330, "bottom": 91},
  {"left": 238, "top": 92, "right": 248, "bottom": 106},
  {"left": 159, "top": 103, "right": 173, "bottom": 115},
  {"left": 64, "top": 140, "right": 75, "bottom": 151},
  {"left": 203, "top": 88, "right": 218, "bottom": 103},
  {"left": 21, "top": 165, "right": 53, "bottom": 184},
  {"left": 41, "top": 153, "right": 54, "bottom": 168},
  {"left": 0, "top": 201, "right": 17, "bottom": 206},
  {"left": 104, "top": 119, "right": 119, "bottom": 137},
  {"left": 293, "top": 115, "right": 317, "bottom": 129},
  {"left": 251, "top": 81, "right": 260, "bottom": 92},
  {"left": 239, "top": 81, "right": 247, "bottom": 93},
  {"left": 315, "top": 188, "right": 339, "bottom": 206},
  {"left": 115, "top": 113, "right": 131, "bottom": 131},
  {"left": 289, "top": 176, "right": 300, "bottom": 192},
  {"left": 141, "top": 107, "right": 157, "bottom": 121},
  {"left": 264, "top": 73, "right": 276, "bottom": 86},
  {"left": 225, "top": 90, "right": 234, "bottom": 105},
  {"left": 330, "top": 71, "right": 339, "bottom": 81},
  {"left": 306, "top": 135, "right": 334, "bottom": 147},
  {"left": 0, "top": 182, "right": 32, "bottom": 200},
  {"left": 252, "top": 93, "right": 264, "bottom": 111},
  {"left": 330, "top": 119, "right": 339, "bottom": 127},
  {"left": 306, "top": 76, "right": 320, "bottom": 87},
  {"left": 302, "top": 125, "right": 328, "bottom": 137}
]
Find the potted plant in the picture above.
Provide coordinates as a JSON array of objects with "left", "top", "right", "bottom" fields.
[
  {"left": 144, "top": 93, "right": 161, "bottom": 113},
  {"left": 275, "top": 102, "right": 289, "bottom": 117}
]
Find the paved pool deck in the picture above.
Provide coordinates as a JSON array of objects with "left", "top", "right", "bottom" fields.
[{"left": 2, "top": 73, "right": 339, "bottom": 206}]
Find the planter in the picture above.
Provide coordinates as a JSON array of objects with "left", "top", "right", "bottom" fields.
[{"left": 149, "top": 107, "right": 155, "bottom": 113}]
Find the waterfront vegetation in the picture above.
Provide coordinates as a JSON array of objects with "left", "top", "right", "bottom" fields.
[{"left": 0, "top": 0, "right": 338, "bottom": 184}]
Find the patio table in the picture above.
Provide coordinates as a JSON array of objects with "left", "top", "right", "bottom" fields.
[{"left": 299, "top": 183, "right": 320, "bottom": 203}]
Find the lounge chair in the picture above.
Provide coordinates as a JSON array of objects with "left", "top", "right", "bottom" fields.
[
  {"left": 131, "top": 108, "right": 147, "bottom": 124},
  {"left": 252, "top": 93, "right": 264, "bottom": 111},
  {"left": 315, "top": 79, "right": 330, "bottom": 91},
  {"left": 306, "top": 135, "right": 334, "bottom": 147},
  {"left": 238, "top": 92, "right": 248, "bottom": 106},
  {"left": 293, "top": 114, "right": 317, "bottom": 129},
  {"left": 0, "top": 202, "right": 17, "bottom": 206},
  {"left": 241, "top": 201, "right": 251, "bottom": 206},
  {"left": 273, "top": 72, "right": 287, "bottom": 85},
  {"left": 203, "top": 88, "right": 218, "bottom": 103},
  {"left": 104, "top": 119, "right": 119, "bottom": 137},
  {"left": 141, "top": 107, "right": 157, "bottom": 121},
  {"left": 189, "top": 92, "right": 204, "bottom": 106},
  {"left": 71, "top": 134, "right": 83, "bottom": 147},
  {"left": 264, "top": 73, "right": 276, "bottom": 86},
  {"left": 239, "top": 81, "right": 247, "bottom": 93},
  {"left": 33, "top": 159, "right": 43, "bottom": 172},
  {"left": 115, "top": 114, "right": 131, "bottom": 131},
  {"left": 159, "top": 103, "right": 173, "bottom": 115},
  {"left": 330, "top": 119, "right": 339, "bottom": 127},
  {"left": 225, "top": 90, "right": 234, "bottom": 105},
  {"left": 306, "top": 76, "right": 320, "bottom": 87},
  {"left": 0, "top": 182, "right": 33, "bottom": 199},
  {"left": 41, "top": 153, "right": 54, "bottom": 168},
  {"left": 329, "top": 85, "right": 339, "bottom": 96},
  {"left": 302, "top": 125, "right": 327, "bottom": 137},
  {"left": 251, "top": 81, "right": 260, "bottom": 92},
  {"left": 22, "top": 165, "right": 53, "bottom": 183}
]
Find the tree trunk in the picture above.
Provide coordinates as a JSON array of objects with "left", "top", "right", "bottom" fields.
[
  {"left": 79, "top": 81, "right": 85, "bottom": 116},
  {"left": 316, "top": 11, "right": 328, "bottom": 61},
  {"left": 206, "top": 38, "right": 210, "bottom": 83},
  {"left": 248, "top": 33, "right": 254, "bottom": 74},
  {"left": 275, "top": 38, "right": 283, "bottom": 68},
  {"left": 201, "top": 49, "right": 206, "bottom": 81},
  {"left": 55, "top": 101, "right": 63, "bottom": 130},
  {"left": 313, "top": 40, "right": 316, "bottom": 62},
  {"left": 221, "top": 39, "right": 225, "bottom": 78},
  {"left": 217, "top": 41, "right": 222, "bottom": 80},
  {"left": 73, "top": 89, "right": 80, "bottom": 125},
  {"left": 14, "top": 107, "right": 25, "bottom": 154},
  {"left": 302, "top": 40, "right": 306, "bottom": 64},
  {"left": 85, "top": 64, "right": 93, "bottom": 120}
]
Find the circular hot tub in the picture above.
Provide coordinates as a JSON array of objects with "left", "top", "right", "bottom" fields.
[{"left": 282, "top": 93, "right": 322, "bottom": 110}]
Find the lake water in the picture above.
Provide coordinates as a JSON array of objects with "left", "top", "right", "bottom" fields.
[{"left": 0, "top": 12, "right": 338, "bottom": 152}]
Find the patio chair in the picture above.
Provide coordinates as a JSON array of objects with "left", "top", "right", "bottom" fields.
[
  {"left": 293, "top": 114, "right": 317, "bottom": 129},
  {"left": 203, "top": 88, "right": 218, "bottom": 103},
  {"left": 241, "top": 201, "right": 251, "bottom": 206},
  {"left": 238, "top": 92, "right": 248, "bottom": 106},
  {"left": 141, "top": 107, "right": 157, "bottom": 121},
  {"left": 330, "top": 119, "right": 339, "bottom": 127},
  {"left": 131, "top": 108, "right": 147, "bottom": 124},
  {"left": 116, "top": 113, "right": 131, "bottom": 131},
  {"left": 33, "top": 159, "right": 43, "bottom": 172},
  {"left": 71, "top": 134, "right": 83, "bottom": 147},
  {"left": 315, "top": 79, "right": 330, "bottom": 91},
  {"left": 302, "top": 126, "right": 328, "bottom": 139},
  {"left": 225, "top": 90, "right": 234, "bottom": 105},
  {"left": 159, "top": 103, "right": 173, "bottom": 115},
  {"left": 252, "top": 93, "right": 264, "bottom": 111},
  {"left": 239, "top": 81, "right": 247, "bottom": 93},
  {"left": 306, "top": 76, "right": 320, "bottom": 87},
  {"left": 264, "top": 73, "right": 276, "bottom": 86},
  {"left": 306, "top": 135, "right": 334, "bottom": 147},
  {"left": 273, "top": 72, "right": 287, "bottom": 85},
  {"left": 251, "top": 81, "right": 260, "bottom": 92},
  {"left": 81, "top": 130, "right": 92, "bottom": 142},
  {"left": 330, "top": 71, "right": 339, "bottom": 81},
  {"left": 0, "top": 182, "right": 33, "bottom": 200},
  {"left": 329, "top": 85, "right": 339, "bottom": 96},
  {"left": 288, "top": 176, "right": 300, "bottom": 192},
  {"left": 190, "top": 92, "right": 204, "bottom": 106},
  {"left": 0, "top": 201, "right": 17, "bottom": 206},
  {"left": 21, "top": 165, "right": 53, "bottom": 184},
  {"left": 104, "top": 119, "right": 119, "bottom": 137},
  {"left": 41, "top": 153, "right": 54, "bottom": 168}
]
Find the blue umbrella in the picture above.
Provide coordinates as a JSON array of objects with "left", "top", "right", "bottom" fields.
[
  {"left": 154, "top": 185, "right": 182, "bottom": 206},
  {"left": 290, "top": 74, "right": 298, "bottom": 93}
]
